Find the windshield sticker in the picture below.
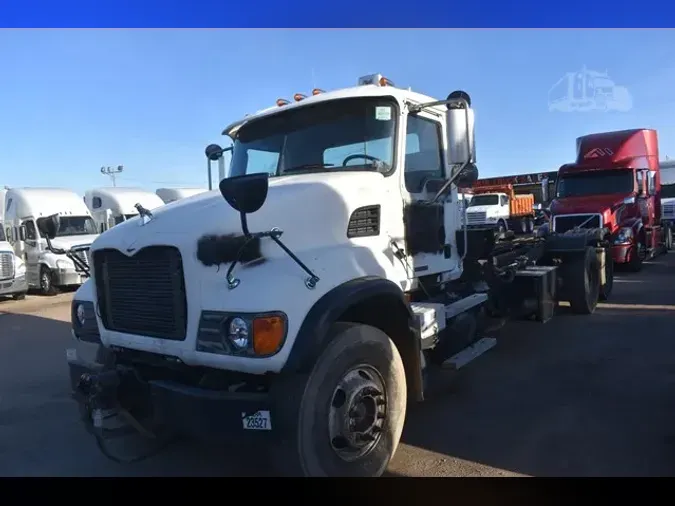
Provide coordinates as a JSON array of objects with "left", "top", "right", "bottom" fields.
[{"left": 375, "top": 106, "right": 392, "bottom": 121}]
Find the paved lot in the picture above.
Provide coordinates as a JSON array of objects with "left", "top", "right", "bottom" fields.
[{"left": 1, "top": 254, "right": 675, "bottom": 477}]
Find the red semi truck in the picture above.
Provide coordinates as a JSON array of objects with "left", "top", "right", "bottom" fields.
[{"left": 549, "top": 128, "right": 668, "bottom": 271}]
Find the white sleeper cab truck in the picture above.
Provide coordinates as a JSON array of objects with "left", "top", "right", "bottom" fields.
[
  {"left": 5, "top": 188, "right": 97, "bottom": 295},
  {"left": 156, "top": 187, "right": 207, "bottom": 205},
  {"left": 0, "top": 189, "right": 28, "bottom": 300},
  {"left": 57, "top": 75, "right": 612, "bottom": 477},
  {"left": 84, "top": 187, "right": 165, "bottom": 233},
  {"left": 660, "top": 161, "right": 675, "bottom": 250}
]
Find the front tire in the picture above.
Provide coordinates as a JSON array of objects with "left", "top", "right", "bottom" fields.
[
  {"left": 627, "top": 238, "right": 646, "bottom": 272},
  {"left": 665, "top": 227, "right": 673, "bottom": 251},
  {"left": 565, "top": 246, "right": 601, "bottom": 315},
  {"left": 275, "top": 322, "right": 407, "bottom": 477},
  {"left": 12, "top": 292, "right": 27, "bottom": 301},
  {"left": 599, "top": 247, "right": 614, "bottom": 301},
  {"left": 39, "top": 266, "right": 58, "bottom": 296}
]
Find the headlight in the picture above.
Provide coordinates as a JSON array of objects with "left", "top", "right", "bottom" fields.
[
  {"left": 14, "top": 260, "right": 25, "bottom": 276},
  {"left": 76, "top": 303, "right": 87, "bottom": 326},
  {"left": 614, "top": 227, "right": 633, "bottom": 245},
  {"left": 71, "top": 300, "right": 101, "bottom": 343},
  {"left": 227, "top": 317, "right": 250, "bottom": 350},
  {"left": 56, "top": 259, "right": 73, "bottom": 270},
  {"left": 197, "top": 311, "right": 287, "bottom": 357}
]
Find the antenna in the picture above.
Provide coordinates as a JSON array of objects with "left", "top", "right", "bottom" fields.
[{"left": 100, "top": 165, "right": 124, "bottom": 187}]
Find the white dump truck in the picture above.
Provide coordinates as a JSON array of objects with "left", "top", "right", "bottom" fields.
[
  {"left": 57, "top": 74, "right": 612, "bottom": 477},
  {"left": 5, "top": 188, "right": 97, "bottom": 295},
  {"left": 156, "top": 187, "right": 208, "bottom": 205},
  {"left": 84, "top": 187, "right": 165, "bottom": 233},
  {"left": 0, "top": 188, "right": 28, "bottom": 300}
]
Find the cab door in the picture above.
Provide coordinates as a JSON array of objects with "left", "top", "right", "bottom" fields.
[
  {"left": 21, "top": 218, "right": 41, "bottom": 286},
  {"left": 400, "top": 110, "right": 461, "bottom": 280}
]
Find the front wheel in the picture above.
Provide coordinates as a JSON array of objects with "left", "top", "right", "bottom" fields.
[
  {"left": 39, "top": 266, "right": 58, "bottom": 296},
  {"left": 12, "top": 292, "right": 27, "bottom": 301},
  {"left": 565, "top": 246, "right": 601, "bottom": 315},
  {"left": 599, "top": 247, "right": 614, "bottom": 301},
  {"left": 627, "top": 239, "right": 646, "bottom": 272},
  {"left": 274, "top": 322, "right": 407, "bottom": 477}
]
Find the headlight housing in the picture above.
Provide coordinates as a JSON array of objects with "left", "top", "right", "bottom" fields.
[
  {"left": 197, "top": 311, "right": 287, "bottom": 357},
  {"left": 613, "top": 227, "right": 633, "bottom": 245},
  {"left": 56, "top": 258, "right": 74, "bottom": 270},
  {"left": 71, "top": 300, "right": 101, "bottom": 343}
]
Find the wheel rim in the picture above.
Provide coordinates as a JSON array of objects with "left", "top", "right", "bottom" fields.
[
  {"left": 637, "top": 242, "right": 647, "bottom": 261},
  {"left": 328, "top": 364, "right": 387, "bottom": 462},
  {"left": 41, "top": 272, "right": 50, "bottom": 291}
]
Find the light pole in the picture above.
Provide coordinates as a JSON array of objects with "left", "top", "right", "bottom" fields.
[{"left": 101, "top": 165, "right": 124, "bottom": 187}]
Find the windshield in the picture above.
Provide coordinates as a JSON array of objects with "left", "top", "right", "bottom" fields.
[
  {"left": 37, "top": 215, "right": 97, "bottom": 237},
  {"left": 556, "top": 170, "right": 634, "bottom": 198},
  {"left": 229, "top": 97, "right": 397, "bottom": 178},
  {"left": 662, "top": 184, "right": 675, "bottom": 199},
  {"left": 469, "top": 194, "right": 499, "bottom": 206}
]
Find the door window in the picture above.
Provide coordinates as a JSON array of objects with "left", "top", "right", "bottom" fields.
[{"left": 404, "top": 115, "right": 444, "bottom": 193}]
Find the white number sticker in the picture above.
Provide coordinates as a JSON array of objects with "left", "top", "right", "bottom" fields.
[
  {"left": 242, "top": 410, "right": 272, "bottom": 431},
  {"left": 375, "top": 106, "right": 392, "bottom": 121}
]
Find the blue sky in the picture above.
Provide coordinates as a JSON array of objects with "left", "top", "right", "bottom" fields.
[{"left": 1, "top": 29, "right": 675, "bottom": 195}]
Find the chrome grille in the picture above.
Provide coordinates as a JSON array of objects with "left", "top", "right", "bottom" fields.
[
  {"left": 466, "top": 211, "right": 486, "bottom": 224},
  {"left": 663, "top": 202, "right": 675, "bottom": 219},
  {"left": 0, "top": 253, "right": 14, "bottom": 280},
  {"left": 94, "top": 246, "right": 187, "bottom": 341},
  {"left": 553, "top": 214, "right": 602, "bottom": 233},
  {"left": 71, "top": 246, "right": 90, "bottom": 273}
]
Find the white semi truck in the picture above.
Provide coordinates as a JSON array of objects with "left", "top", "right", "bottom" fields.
[
  {"left": 84, "top": 187, "right": 165, "bottom": 233},
  {"left": 5, "top": 188, "right": 98, "bottom": 295},
  {"left": 156, "top": 187, "right": 208, "bottom": 204},
  {"left": 56, "top": 74, "right": 612, "bottom": 477},
  {"left": 0, "top": 188, "right": 28, "bottom": 300},
  {"left": 660, "top": 161, "right": 675, "bottom": 250}
]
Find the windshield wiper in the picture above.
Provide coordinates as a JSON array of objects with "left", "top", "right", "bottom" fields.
[{"left": 284, "top": 163, "right": 334, "bottom": 174}]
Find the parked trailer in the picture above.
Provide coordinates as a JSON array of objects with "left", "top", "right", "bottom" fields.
[
  {"left": 5, "top": 188, "right": 97, "bottom": 295},
  {"left": 56, "top": 74, "right": 611, "bottom": 477},
  {"left": 84, "top": 187, "right": 165, "bottom": 233},
  {"left": 0, "top": 188, "right": 28, "bottom": 299},
  {"left": 156, "top": 187, "right": 208, "bottom": 204}
]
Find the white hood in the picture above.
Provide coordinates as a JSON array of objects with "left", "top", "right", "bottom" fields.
[
  {"left": 0, "top": 240, "right": 12, "bottom": 253},
  {"left": 50, "top": 234, "right": 99, "bottom": 250},
  {"left": 93, "top": 171, "right": 388, "bottom": 258}
]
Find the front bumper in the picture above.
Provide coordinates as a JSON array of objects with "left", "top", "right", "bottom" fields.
[
  {"left": 66, "top": 348, "right": 282, "bottom": 444},
  {"left": 54, "top": 269, "right": 87, "bottom": 287},
  {"left": 0, "top": 274, "right": 27, "bottom": 296}
]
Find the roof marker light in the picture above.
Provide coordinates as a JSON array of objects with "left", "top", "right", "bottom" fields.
[
  {"left": 276, "top": 98, "right": 290, "bottom": 107},
  {"left": 312, "top": 88, "right": 324, "bottom": 95},
  {"left": 293, "top": 93, "right": 307, "bottom": 102}
]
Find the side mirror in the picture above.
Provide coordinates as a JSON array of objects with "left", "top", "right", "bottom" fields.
[
  {"left": 540, "top": 177, "right": 550, "bottom": 203},
  {"left": 219, "top": 173, "right": 269, "bottom": 236},
  {"left": 19, "top": 226, "right": 26, "bottom": 241},
  {"left": 445, "top": 90, "right": 476, "bottom": 166},
  {"left": 37, "top": 214, "right": 60, "bottom": 240},
  {"left": 455, "top": 163, "right": 479, "bottom": 188},
  {"left": 623, "top": 196, "right": 636, "bottom": 205},
  {"left": 205, "top": 144, "right": 224, "bottom": 161},
  {"left": 205, "top": 143, "right": 234, "bottom": 189}
]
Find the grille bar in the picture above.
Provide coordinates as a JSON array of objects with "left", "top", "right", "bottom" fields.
[
  {"left": 553, "top": 214, "right": 602, "bottom": 234},
  {"left": 94, "top": 246, "right": 187, "bottom": 341},
  {"left": 0, "top": 253, "right": 14, "bottom": 281}
]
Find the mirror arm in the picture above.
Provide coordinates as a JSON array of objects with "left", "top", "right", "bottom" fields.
[{"left": 43, "top": 237, "right": 91, "bottom": 278}]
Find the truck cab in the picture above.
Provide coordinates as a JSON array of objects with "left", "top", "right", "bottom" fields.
[
  {"left": 5, "top": 188, "right": 98, "bottom": 295},
  {"left": 0, "top": 188, "right": 28, "bottom": 300},
  {"left": 550, "top": 129, "right": 666, "bottom": 271},
  {"left": 84, "top": 187, "right": 165, "bottom": 233},
  {"left": 465, "top": 185, "right": 535, "bottom": 235}
]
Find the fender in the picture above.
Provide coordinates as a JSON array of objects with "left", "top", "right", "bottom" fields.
[{"left": 282, "top": 276, "right": 414, "bottom": 375}]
